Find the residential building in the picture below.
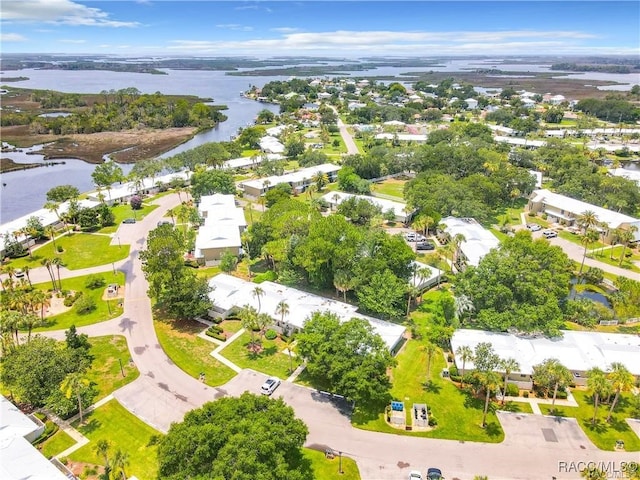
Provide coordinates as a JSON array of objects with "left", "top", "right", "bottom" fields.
[
  {"left": 320, "top": 191, "right": 415, "bottom": 223},
  {"left": 240, "top": 163, "right": 340, "bottom": 199},
  {"left": 194, "top": 194, "right": 247, "bottom": 265},
  {"left": 440, "top": 217, "right": 500, "bottom": 270},
  {"left": 207, "top": 274, "right": 406, "bottom": 353},
  {"left": 375, "top": 133, "right": 428, "bottom": 142},
  {"left": 451, "top": 329, "right": 640, "bottom": 389},
  {"left": 0, "top": 395, "right": 69, "bottom": 480},
  {"left": 258, "top": 135, "right": 285, "bottom": 154},
  {"left": 410, "top": 261, "right": 446, "bottom": 291},
  {"left": 528, "top": 189, "right": 640, "bottom": 242},
  {"left": 464, "top": 98, "right": 479, "bottom": 110}
]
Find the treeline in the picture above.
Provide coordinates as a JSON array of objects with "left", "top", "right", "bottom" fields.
[
  {"left": 551, "top": 63, "right": 637, "bottom": 74},
  {"left": 2, "top": 88, "right": 227, "bottom": 133},
  {"left": 576, "top": 97, "right": 639, "bottom": 123}
]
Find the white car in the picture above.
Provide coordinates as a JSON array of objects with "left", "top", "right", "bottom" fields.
[
  {"left": 409, "top": 471, "right": 423, "bottom": 480},
  {"left": 542, "top": 230, "right": 558, "bottom": 239},
  {"left": 526, "top": 224, "right": 542, "bottom": 232},
  {"left": 260, "top": 377, "right": 281, "bottom": 395}
]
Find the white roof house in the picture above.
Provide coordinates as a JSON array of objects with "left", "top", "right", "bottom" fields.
[
  {"left": 320, "top": 191, "right": 414, "bottom": 223},
  {"left": 241, "top": 163, "right": 340, "bottom": 197},
  {"left": 464, "top": 98, "right": 479, "bottom": 109},
  {"left": 410, "top": 261, "right": 445, "bottom": 291},
  {"left": 451, "top": 329, "right": 640, "bottom": 377},
  {"left": 529, "top": 189, "right": 640, "bottom": 241},
  {"left": 494, "top": 136, "right": 546, "bottom": 148},
  {"left": 609, "top": 167, "right": 640, "bottom": 186},
  {"left": 208, "top": 274, "right": 406, "bottom": 351},
  {"left": 0, "top": 395, "right": 68, "bottom": 480},
  {"left": 441, "top": 217, "right": 500, "bottom": 268},
  {"left": 375, "top": 133, "right": 428, "bottom": 142},
  {"left": 258, "top": 136, "right": 285, "bottom": 154},
  {"left": 194, "top": 194, "right": 246, "bottom": 262}
]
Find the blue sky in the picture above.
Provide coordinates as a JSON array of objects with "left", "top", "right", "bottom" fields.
[{"left": 1, "top": 1, "right": 639, "bottom": 56}]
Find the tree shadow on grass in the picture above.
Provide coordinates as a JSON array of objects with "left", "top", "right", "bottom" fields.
[
  {"left": 483, "top": 421, "right": 503, "bottom": 438},
  {"left": 351, "top": 398, "right": 390, "bottom": 425},
  {"left": 422, "top": 381, "right": 441, "bottom": 394},
  {"left": 500, "top": 401, "right": 525, "bottom": 413},
  {"left": 77, "top": 417, "right": 101, "bottom": 435},
  {"left": 546, "top": 407, "right": 568, "bottom": 417}
]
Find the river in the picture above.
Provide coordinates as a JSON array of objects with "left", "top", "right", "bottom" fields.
[{"left": 1, "top": 61, "right": 638, "bottom": 222}]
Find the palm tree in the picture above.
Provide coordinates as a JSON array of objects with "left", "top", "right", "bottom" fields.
[
  {"left": 51, "top": 256, "right": 63, "bottom": 290},
  {"left": 500, "top": 358, "right": 520, "bottom": 405},
  {"left": 331, "top": 193, "right": 341, "bottom": 211},
  {"left": 20, "top": 313, "right": 42, "bottom": 342},
  {"left": 252, "top": 286, "right": 264, "bottom": 313},
  {"left": 283, "top": 334, "right": 296, "bottom": 374},
  {"left": 111, "top": 449, "right": 130, "bottom": 480},
  {"left": 333, "top": 269, "right": 353, "bottom": 302},
  {"left": 275, "top": 300, "right": 289, "bottom": 328},
  {"left": 406, "top": 284, "right": 420, "bottom": 317},
  {"left": 533, "top": 358, "right": 572, "bottom": 407},
  {"left": 94, "top": 439, "right": 112, "bottom": 477},
  {"left": 256, "top": 312, "right": 272, "bottom": 343},
  {"left": 239, "top": 305, "right": 259, "bottom": 350},
  {"left": 577, "top": 210, "right": 598, "bottom": 234},
  {"left": 451, "top": 233, "right": 466, "bottom": 272},
  {"left": 578, "top": 229, "right": 600, "bottom": 278},
  {"left": 609, "top": 228, "right": 623, "bottom": 260},
  {"left": 456, "top": 345, "right": 473, "bottom": 387},
  {"left": 41, "top": 258, "right": 57, "bottom": 291},
  {"left": 424, "top": 342, "right": 437, "bottom": 384},
  {"left": 606, "top": 362, "right": 634, "bottom": 423},
  {"left": 617, "top": 226, "right": 638, "bottom": 267},
  {"left": 22, "top": 265, "right": 32, "bottom": 288},
  {"left": 313, "top": 171, "right": 329, "bottom": 191},
  {"left": 580, "top": 466, "right": 607, "bottom": 480},
  {"left": 60, "top": 372, "right": 90, "bottom": 423},
  {"left": 586, "top": 367, "right": 611, "bottom": 425},
  {"left": 480, "top": 370, "right": 501, "bottom": 427}
]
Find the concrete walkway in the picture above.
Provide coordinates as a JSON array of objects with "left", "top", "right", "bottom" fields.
[{"left": 210, "top": 328, "right": 245, "bottom": 373}]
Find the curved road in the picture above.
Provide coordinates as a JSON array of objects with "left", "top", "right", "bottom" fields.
[{"left": 15, "top": 193, "right": 639, "bottom": 480}]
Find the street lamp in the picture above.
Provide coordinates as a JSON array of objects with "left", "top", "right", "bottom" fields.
[{"left": 338, "top": 451, "right": 343, "bottom": 474}]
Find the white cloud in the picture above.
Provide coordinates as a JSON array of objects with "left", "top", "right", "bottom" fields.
[
  {"left": 1, "top": 33, "right": 27, "bottom": 42},
  {"left": 215, "top": 24, "right": 253, "bottom": 32},
  {"left": 58, "top": 39, "right": 86, "bottom": 44},
  {"left": 271, "top": 27, "right": 299, "bottom": 33},
  {"left": 234, "top": 4, "right": 271, "bottom": 13},
  {"left": 1, "top": 0, "right": 140, "bottom": 27},
  {"left": 167, "top": 29, "right": 602, "bottom": 55}
]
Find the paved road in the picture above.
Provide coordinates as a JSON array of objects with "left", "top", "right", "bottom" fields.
[
  {"left": 334, "top": 108, "right": 360, "bottom": 155},
  {"left": 24, "top": 193, "right": 639, "bottom": 479}
]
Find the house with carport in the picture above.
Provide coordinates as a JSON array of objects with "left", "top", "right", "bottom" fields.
[
  {"left": 194, "top": 194, "right": 247, "bottom": 265},
  {"left": 240, "top": 164, "right": 340, "bottom": 199}
]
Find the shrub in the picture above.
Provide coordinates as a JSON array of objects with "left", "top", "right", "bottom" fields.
[
  {"left": 449, "top": 365, "right": 459, "bottom": 376},
  {"left": 184, "top": 259, "right": 199, "bottom": 268},
  {"left": 74, "top": 294, "right": 96, "bottom": 314},
  {"left": 447, "top": 353, "right": 454, "bottom": 363},
  {"left": 84, "top": 274, "right": 106, "bottom": 289},
  {"left": 449, "top": 375, "right": 462, "bottom": 383},
  {"left": 506, "top": 383, "right": 519, "bottom": 397},
  {"left": 33, "top": 420, "right": 59, "bottom": 446},
  {"left": 527, "top": 212, "right": 536, "bottom": 217},
  {"left": 56, "top": 245, "right": 64, "bottom": 253},
  {"left": 523, "top": 391, "right": 529, "bottom": 398},
  {"left": 428, "top": 416, "right": 438, "bottom": 427},
  {"left": 556, "top": 390, "right": 568, "bottom": 400},
  {"left": 130, "top": 195, "right": 143, "bottom": 210},
  {"left": 206, "top": 331, "right": 226, "bottom": 342},
  {"left": 253, "top": 271, "right": 277, "bottom": 283},
  {"left": 265, "top": 329, "right": 277, "bottom": 340},
  {"left": 206, "top": 325, "right": 223, "bottom": 335},
  {"left": 210, "top": 316, "right": 223, "bottom": 324},
  {"left": 147, "top": 434, "right": 161, "bottom": 447},
  {"left": 63, "top": 290, "right": 82, "bottom": 307}
]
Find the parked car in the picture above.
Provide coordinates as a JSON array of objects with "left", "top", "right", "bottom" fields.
[
  {"left": 14, "top": 269, "right": 25, "bottom": 278},
  {"left": 416, "top": 241, "right": 435, "bottom": 251},
  {"left": 157, "top": 220, "right": 173, "bottom": 227},
  {"left": 542, "top": 230, "right": 557, "bottom": 239},
  {"left": 404, "top": 232, "right": 418, "bottom": 241},
  {"left": 260, "top": 377, "right": 281, "bottom": 396},
  {"left": 426, "top": 467, "right": 443, "bottom": 480},
  {"left": 409, "top": 471, "right": 423, "bottom": 480},
  {"left": 122, "top": 218, "right": 136, "bottom": 224},
  {"left": 526, "top": 224, "right": 542, "bottom": 232}
]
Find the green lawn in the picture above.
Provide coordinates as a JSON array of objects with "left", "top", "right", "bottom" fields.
[
  {"left": 371, "top": 178, "right": 406, "bottom": 199},
  {"left": 68, "top": 399, "right": 159, "bottom": 479},
  {"left": 303, "top": 447, "right": 361, "bottom": 480},
  {"left": 87, "top": 336, "right": 139, "bottom": 400},
  {"left": 32, "top": 272, "right": 125, "bottom": 332},
  {"left": 219, "top": 331, "right": 301, "bottom": 379},
  {"left": 154, "top": 317, "right": 236, "bottom": 386},
  {"left": 39, "top": 429, "right": 76, "bottom": 459},
  {"left": 351, "top": 338, "right": 504, "bottom": 443},
  {"left": 98, "top": 203, "right": 159, "bottom": 234},
  {"left": 558, "top": 230, "right": 606, "bottom": 250},
  {"left": 539, "top": 390, "right": 640, "bottom": 451},
  {"left": 9, "top": 233, "right": 130, "bottom": 270},
  {"left": 587, "top": 246, "right": 640, "bottom": 272},
  {"left": 194, "top": 265, "right": 221, "bottom": 280}
]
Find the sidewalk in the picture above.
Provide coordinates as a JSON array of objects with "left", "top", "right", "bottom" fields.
[
  {"left": 210, "top": 328, "right": 245, "bottom": 373},
  {"left": 502, "top": 390, "right": 579, "bottom": 416}
]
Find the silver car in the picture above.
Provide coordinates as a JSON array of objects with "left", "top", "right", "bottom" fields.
[{"left": 260, "top": 377, "right": 281, "bottom": 395}]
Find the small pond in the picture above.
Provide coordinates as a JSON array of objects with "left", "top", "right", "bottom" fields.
[
  {"left": 569, "top": 279, "right": 612, "bottom": 308},
  {"left": 38, "top": 112, "right": 72, "bottom": 118}
]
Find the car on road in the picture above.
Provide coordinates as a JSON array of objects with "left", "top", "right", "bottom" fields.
[
  {"left": 416, "top": 241, "right": 435, "bottom": 251},
  {"left": 409, "top": 471, "right": 423, "bottom": 480},
  {"left": 122, "top": 218, "right": 136, "bottom": 224},
  {"left": 260, "top": 377, "right": 281, "bottom": 396},
  {"left": 404, "top": 232, "right": 418, "bottom": 241},
  {"left": 14, "top": 269, "right": 25, "bottom": 278},
  {"left": 542, "top": 230, "right": 557, "bottom": 239},
  {"left": 426, "top": 467, "right": 443, "bottom": 479},
  {"left": 526, "top": 224, "right": 542, "bottom": 232},
  {"left": 157, "top": 220, "right": 173, "bottom": 227}
]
